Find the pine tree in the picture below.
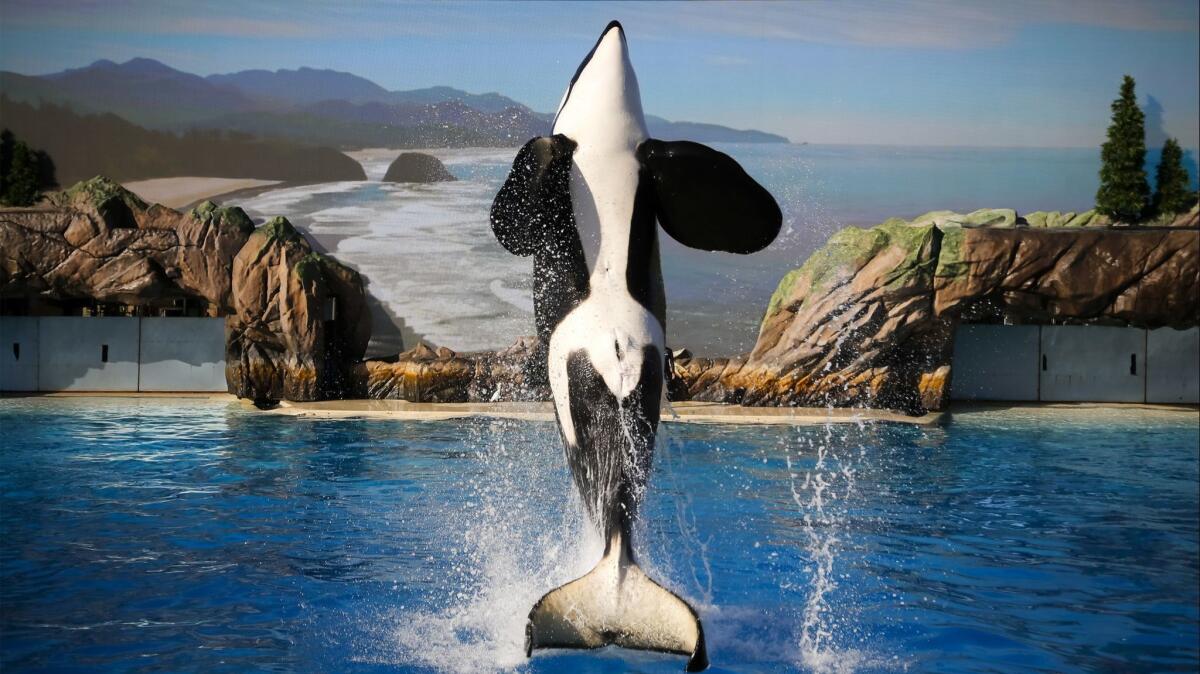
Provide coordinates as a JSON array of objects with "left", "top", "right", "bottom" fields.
[
  {"left": 0, "top": 129, "right": 14, "bottom": 198},
  {"left": 0, "top": 129, "right": 57, "bottom": 207},
  {"left": 1096, "top": 75, "right": 1149, "bottom": 222},
  {"left": 3, "top": 141, "right": 41, "bottom": 206},
  {"left": 1152, "top": 138, "right": 1195, "bottom": 216}
]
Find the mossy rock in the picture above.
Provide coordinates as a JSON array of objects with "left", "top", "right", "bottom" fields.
[
  {"left": 293, "top": 252, "right": 326, "bottom": 283},
  {"left": 191, "top": 200, "right": 254, "bottom": 235},
  {"left": 1023, "top": 211, "right": 1049, "bottom": 228},
  {"left": 257, "top": 216, "right": 305, "bottom": 244},
  {"left": 934, "top": 224, "right": 967, "bottom": 278},
  {"left": 54, "top": 176, "right": 148, "bottom": 212},
  {"left": 765, "top": 218, "right": 940, "bottom": 314},
  {"left": 908, "top": 211, "right": 962, "bottom": 228},
  {"left": 961, "top": 208, "right": 1017, "bottom": 228},
  {"left": 1064, "top": 209, "right": 1110, "bottom": 228},
  {"left": 765, "top": 225, "right": 888, "bottom": 315},
  {"left": 910, "top": 208, "right": 1016, "bottom": 228},
  {"left": 877, "top": 220, "right": 939, "bottom": 286},
  {"left": 251, "top": 216, "right": 309, "bottom": 256}
]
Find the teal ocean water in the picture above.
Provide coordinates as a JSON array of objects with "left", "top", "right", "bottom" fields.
[{"left": 238, "top": 144, "right": 1196, "bottom": 355}]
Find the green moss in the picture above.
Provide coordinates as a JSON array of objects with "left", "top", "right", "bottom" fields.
[
  {"left": 765, "top": 219, "right": 944, "bottom": 314},
  {"left": 910, "top": 208, "right": 1016, "bottom": 228},
  {"left": 55, "top": 176, "right": 147, "bottom": 211},
  {"left": 1063, "top": 209, "right": 1102, "bottom": 227},
  {"left": 766, "top": 225, "right": 886, "bottom": 315},
  {"left": 877, "top": 220, "right": 939, "bottom": 286},
  {"left": 191, "top": 200, "right": 254, "bottom": 234},
  {"left": 934, "top": 224, "right": 967, "bottom": 278},
  {"left": 909, "top": 211, "right": 959, "bottom": 228},
  {"left": 293, "top": 252, "right": 325, "bottom": 283},
  {"left": 1023, "top": 211, "right": 1048, "bottom": 228},
  {"left": 765, "top": 267, "right": 806, "bottom": 316},
  {"left": 962, "top": 208, "right": 1017, "bottom": 228},
  {"left": 319, "top": 254, "right": 361, "bottom": 282},
  {"left": 255, "top": 215, "right": 304, "bottom": 245}
]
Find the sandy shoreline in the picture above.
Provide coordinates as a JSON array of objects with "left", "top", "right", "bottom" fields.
[{"left": 122, "top": 177, "right": 282, "bottom": 209}]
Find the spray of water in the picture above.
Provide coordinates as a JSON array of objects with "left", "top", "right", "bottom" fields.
[
  {"left": 359, "top": 418, "right": 602, "bottom": 673},
  {"left": 787, "top": 420, "right": 867, "bottom": 674}
]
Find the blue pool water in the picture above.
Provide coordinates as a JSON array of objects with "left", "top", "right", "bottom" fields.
[{"left": 1, "top": 399, "right": 1197, "bottom": 673}]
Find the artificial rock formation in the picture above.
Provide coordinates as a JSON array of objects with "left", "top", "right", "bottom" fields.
[
  {"left": 349, "top": 206, "right": 1198, "bottom": 413},
  {"left": 225, "top": 217, "right": 372, "bottom": 402},
  {"left": 382, "top": 152, "right": 457, "bottom": 183},
  {"left": 0, "top": 176, "right": 253, "bottom": 312},
  {"left": 353, "top": 336, "right": 548, "bottom": 402},
  {"left": 1, "top": 176, "right": 372, "bottom": 403},
  {"left": 670, "top": 206, "right": 1200, "bottom": 414}
]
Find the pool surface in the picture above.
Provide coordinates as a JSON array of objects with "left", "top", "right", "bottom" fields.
[{"left": 1, "top": 398, "right": 1197, "bottom": 673}]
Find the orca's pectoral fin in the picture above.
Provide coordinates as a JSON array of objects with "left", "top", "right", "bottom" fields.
[
  {"left": 490, "top": 134, "right": 577, "bottom": 256},
  {"left": 638, "top": 139, "right": 781, "bottom": 254},
  {"left": 526, "top": 547, "right": 708, "bottom": 671}
]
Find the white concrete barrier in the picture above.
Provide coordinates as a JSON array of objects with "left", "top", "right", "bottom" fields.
[
  {"left": 1147, "top": 327, "right": 1200, "bottom": 404},
  {"left": 950, "top": 325, "right": 1040, "bottom": 400},
  {"left": 38, "top": 317, "right": 141, "bottom": 391},
  {"left": 0, "top": 316, "right": 227, "bottom": 392},
  {"left": 1040, "top": 325, "right": 1145, "bottom": 402},
  {"left": 139, "top": 317, "right": 227, "bottom": 392},
  {"left": 0, "top": 317, "right": 39, "bottom": 391}
]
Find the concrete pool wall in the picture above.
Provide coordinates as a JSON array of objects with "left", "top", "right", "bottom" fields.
[
  {"left": 951, "top": 325, "right": 1199, "bottom": 404},
  {"left": 0, "top": 316, "right": 226, "bottom": 392},
  {"left": 4, "top": 316, "right": 1197, "bottom": 407}
]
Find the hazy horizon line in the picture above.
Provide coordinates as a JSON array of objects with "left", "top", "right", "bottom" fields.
[{"left": 4, "top": 57, "right": 1198, "bottom": 155}]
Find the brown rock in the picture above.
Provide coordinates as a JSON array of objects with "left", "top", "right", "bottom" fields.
[
  {"left": 225, "top": 216, "right": 371, "bottom": 402},
  {"left": 1, "top": 177, "right": 254, "bottom": 312},
  {"left": 670, "top": 210, "right": 1199, "bottom": 414},
  {"left": 382, "top": 153, "right": 457, "bottom": 183},
  {"left": 352, "top": 335, "right": 550, "bottom": 403}
]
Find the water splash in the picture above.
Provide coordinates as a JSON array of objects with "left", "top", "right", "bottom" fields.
[
  {"left": 361, "top": 418, "right": 601, "bottom": 673},
  {"left": 787, "top": 421, "right": 863, "bottom": 674}
]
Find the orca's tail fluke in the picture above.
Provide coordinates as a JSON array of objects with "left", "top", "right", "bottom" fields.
[{"left": 525, "top": 532, "right": 708, "bottom": 672}]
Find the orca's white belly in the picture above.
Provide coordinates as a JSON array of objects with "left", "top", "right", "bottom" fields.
[{"left": 547, "top": 291, "right": 663, "bottom": 447}]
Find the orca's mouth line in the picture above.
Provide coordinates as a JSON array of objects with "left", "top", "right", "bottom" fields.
[{"left": 552, "top": 20, "right": 626, "bottom": 128}]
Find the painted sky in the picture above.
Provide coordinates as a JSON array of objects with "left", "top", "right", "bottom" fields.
[{"left": 1, "top": 0, "right": 1197, "bottom": 148}]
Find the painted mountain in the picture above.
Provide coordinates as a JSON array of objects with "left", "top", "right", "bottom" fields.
[{"left": 2, "top": 58, "right": 789, "bottom": 150}]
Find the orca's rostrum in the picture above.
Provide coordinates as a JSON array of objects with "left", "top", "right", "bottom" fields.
[{"left": 489, "top": 20, "right": 781, "bottom": 672}]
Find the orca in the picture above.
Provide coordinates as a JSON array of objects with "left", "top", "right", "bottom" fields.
[{"left": 490, "top": 20, "right": 781, "bottom": 672}]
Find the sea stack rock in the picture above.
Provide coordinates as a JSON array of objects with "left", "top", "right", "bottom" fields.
[
  {"left": 225, "top": 216, "right": 371, "bottom": 403},
  {"left": 382, "top": 152, "right": 457, "bottom": 183}
]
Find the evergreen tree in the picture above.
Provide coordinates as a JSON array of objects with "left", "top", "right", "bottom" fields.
[
  {"left": 1152, "top": 138, "right": 1195, "bottom": 216},
  {"left": 33, "top": 149, "right": 57, "bottom": 192},
  {"left": 3, "top": 141, "right": 41, "bottom": 206},
  {"left": 1096, "top": 75, "right": 1149, "bottom": 222},
  {"left": 0, "top": 129, "right": 14, "bottom": 197},
  {"left": 0, "top": 129, "right": 57, "bottom": 207}
]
